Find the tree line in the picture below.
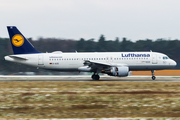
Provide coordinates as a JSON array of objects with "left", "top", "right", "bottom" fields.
[{"left": 0, "top": 35, "right": 180, "bottom": 74}]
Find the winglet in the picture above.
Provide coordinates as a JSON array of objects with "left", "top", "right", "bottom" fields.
[{"left": 7, "top": 26, "right": 41, "bottom": 54}]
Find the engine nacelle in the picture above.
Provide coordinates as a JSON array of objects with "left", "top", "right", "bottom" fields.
[
  {"left": 111, "top": 66, "right": 129, "bottom": 77},
  {"left": 78, "top": 66, "right": 92, "bottom": 72}
]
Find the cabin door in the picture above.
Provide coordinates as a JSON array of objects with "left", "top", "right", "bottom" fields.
[
  {"left": 152, "top": 54, "right": 157, "bottom": 64},
  {"left": 38, "top": 55, "right": 44, "bottom": 65}
]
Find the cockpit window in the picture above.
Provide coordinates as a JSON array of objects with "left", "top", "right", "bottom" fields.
[{"left": 163, "top": 56, "right": 169, "bottom": 60}]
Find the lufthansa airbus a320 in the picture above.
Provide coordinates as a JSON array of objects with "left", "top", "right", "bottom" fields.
[{"left": 4, "top": 26, "right": 177, "bottom": 80}]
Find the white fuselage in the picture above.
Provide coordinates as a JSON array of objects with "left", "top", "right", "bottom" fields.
[{"left": 4, "top": 51, "right": 177, "bottom": 72}]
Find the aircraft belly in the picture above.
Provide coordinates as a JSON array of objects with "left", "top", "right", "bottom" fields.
[{"left": 129, "top": 65, "right": 173, "bottom": 71}]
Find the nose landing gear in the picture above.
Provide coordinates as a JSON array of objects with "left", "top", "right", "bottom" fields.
[{"left": 151, "top": 70, "right": 156, "bottom": 80}]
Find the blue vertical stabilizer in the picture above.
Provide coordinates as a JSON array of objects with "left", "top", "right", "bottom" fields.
[{"left": 7, "top": 26, "right": 41, "bottom": 54}]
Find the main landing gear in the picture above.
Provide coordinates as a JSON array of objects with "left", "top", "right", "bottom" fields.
[
  {"left": 91, "top": 73, "right": 100, "bottom": 80},
  {"left": 151, "top": 70, "right": 156, "bottom": 80}
]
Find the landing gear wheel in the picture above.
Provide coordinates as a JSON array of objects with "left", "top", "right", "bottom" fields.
[
  {"left": 95, "top": 75, "right": 100, "bottom": 80},
  {"left": 91, "top": 74, "right": 95, "bottom": 79},
  {"left": 152, "top": 76, "right": 156, "bottom": 80},
  {"left": 91, "top": 74, "right": 100, "bottom": 80}
]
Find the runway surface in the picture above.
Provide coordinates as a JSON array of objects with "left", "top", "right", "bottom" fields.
[
  {"left": 0, "top": 75, "right": 180, "bottom": 81},
  {"left": 0, "top": 76, "right": 180, "bottom": 118}
]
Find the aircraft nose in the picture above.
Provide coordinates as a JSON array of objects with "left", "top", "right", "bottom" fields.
[{"left": 171, "top": 60, "right": 177, "bottom": 66}]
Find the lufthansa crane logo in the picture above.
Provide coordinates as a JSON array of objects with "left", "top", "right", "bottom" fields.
[{"left": 12, "top": 34, "right": 24, "bottom": 47}]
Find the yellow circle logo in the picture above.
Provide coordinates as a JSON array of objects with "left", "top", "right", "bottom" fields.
[{"left": 12, "top": 34, "right": 24, "bottom": 47}]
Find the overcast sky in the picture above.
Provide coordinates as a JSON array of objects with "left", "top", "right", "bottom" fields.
[{"left": 1, "top": 0, "right": 180, "bottom": 41}]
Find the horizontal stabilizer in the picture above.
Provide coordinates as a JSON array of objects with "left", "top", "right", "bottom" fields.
[{"left": 9, "top": 55, "right": 28, "bottom": 60}]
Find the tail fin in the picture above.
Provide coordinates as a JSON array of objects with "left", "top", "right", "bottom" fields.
[{"left": 7, "top": 26, "right": 40, "bottom": 54}]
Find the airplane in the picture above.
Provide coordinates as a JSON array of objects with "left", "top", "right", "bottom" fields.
[{"left": 4, "top": 26, "right": 177, "bottom": 80}]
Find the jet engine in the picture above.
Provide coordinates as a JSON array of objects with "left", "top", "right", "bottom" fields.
[{"left": 106, "top": 66, "right": 129, "bottom": 77}]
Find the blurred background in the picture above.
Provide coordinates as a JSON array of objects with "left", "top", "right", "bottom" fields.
[{"left": 1, "top": 0, "right": 180, "bottom": 75}]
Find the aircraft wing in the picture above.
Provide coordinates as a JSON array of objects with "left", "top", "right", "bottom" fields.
[
  {"left": 84, "top": 60, "right": 111, "bottom": 68},
  {"left": 83, "top": 60, "right": 128, "bottom": 70}
]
